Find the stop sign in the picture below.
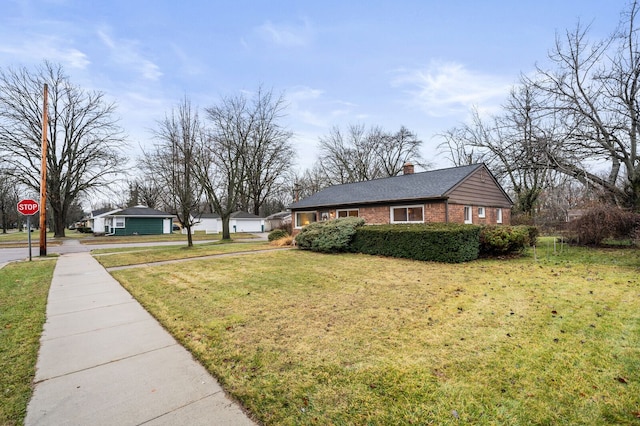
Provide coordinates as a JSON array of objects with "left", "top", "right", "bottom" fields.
[{"left": 17, "top": 199, "right": 40, "bottom": 216}]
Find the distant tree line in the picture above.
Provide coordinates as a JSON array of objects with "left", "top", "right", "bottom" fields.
[{"left": 439, "top": 0, "right": 640, "bottom": 222}]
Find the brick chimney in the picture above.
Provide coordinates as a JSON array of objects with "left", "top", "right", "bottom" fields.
[{"left": 403, "top": 162, "right": 414, "bottom": 175}]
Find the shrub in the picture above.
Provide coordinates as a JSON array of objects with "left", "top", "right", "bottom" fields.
[
  {"left": 568, "top": 205, "right": 640, "bottom": 245},
  {"left": 268, "top": 228, "right": 289, "bottom": 241},
  {"left": 351, "top": 223, "right": 481, "bottom": 263},
  {"left": 295, "top": 217, "right": 365, "bottom": 253},
  {"left": 479, "top": 225, "right": 533, "bottom": 256}
]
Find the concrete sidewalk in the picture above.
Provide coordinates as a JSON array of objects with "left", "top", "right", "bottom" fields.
[{"left": 25, "top": 252, "right": 256, "bottom": 426}]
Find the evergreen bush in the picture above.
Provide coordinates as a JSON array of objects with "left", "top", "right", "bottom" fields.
[
  {"left": 268, "top": 228, "right": 289, "bottom": 241},
  {"left": 295, "top": 217, "right": 365, "bottom": 253},
  {"left": 479, "top": 225, "right": 532, "bottom": 256}
]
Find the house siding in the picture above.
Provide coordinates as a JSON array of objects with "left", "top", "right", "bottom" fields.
[
  {"left": 114, "top": 217, "right": 164, "bottom": 236},
  {"left": 447, "top": 167, "right": 512, "bottom": 207}
]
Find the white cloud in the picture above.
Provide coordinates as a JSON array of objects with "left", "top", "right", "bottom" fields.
[
  {"left": 0, "top": 34, "right": 90, "bottom": 69},
  {"left": 256, "top": 19, "right": 313, "bottom": 47},
  {"left": 170, "top": 43, "right": 204, "bottom": 76},
  {"left": 392, "top": 60, "right": 514, "bottom": 117},
  {"left": 97, "top": 28, "right": 162, "bottom": 81},
  {"left": 286, "top": 86, "right": 358, "bottom": 129}
]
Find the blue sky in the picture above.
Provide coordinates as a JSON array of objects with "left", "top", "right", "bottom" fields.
[{"left": 0, "top": 0, "right": 625, "bottom": 173}]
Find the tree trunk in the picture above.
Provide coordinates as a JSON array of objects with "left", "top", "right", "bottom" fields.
[
  {"left": 53, "top": 210, "right": 66, "bottom": 237},
  {"left": 221, "top": 214, "right": 231, "bottom": 240},
  {"left": 184, "top": 224, "right": 193, "bottom": 247}
]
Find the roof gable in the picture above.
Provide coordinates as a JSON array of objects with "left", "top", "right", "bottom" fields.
[
  {"left": 91, "top": 207, "right": 120, "bottom": 218},
  {"left": 289, "top": 164, "right": 488, "bottom": 210}
]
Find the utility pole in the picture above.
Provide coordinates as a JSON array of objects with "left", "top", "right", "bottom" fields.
[{"left": 39, "top": 84, "right": 48, "bottom": 256}]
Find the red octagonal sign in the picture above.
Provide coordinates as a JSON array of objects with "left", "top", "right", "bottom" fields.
[{"left": 17, "top": 199, "right": 39, "bottom": 216}]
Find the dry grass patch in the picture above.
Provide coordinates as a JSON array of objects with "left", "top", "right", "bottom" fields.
[
  {"left": 112, "top": 248, "right": 640, "bottom": 425},
  {"left": 269, "top": 236, "right": 294, "bottom": 247}
]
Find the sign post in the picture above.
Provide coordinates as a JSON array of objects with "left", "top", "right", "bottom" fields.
[{"left": 17, "top": 199, "right": 40, "bottom": 261}]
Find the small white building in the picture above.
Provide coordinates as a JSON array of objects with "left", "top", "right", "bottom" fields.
[{"left": 189, "top": 211, "right": 265, "bottom": 234}]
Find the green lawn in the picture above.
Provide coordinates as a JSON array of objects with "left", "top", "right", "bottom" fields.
[
  {"left": 94, "top": 241, "right": 279, "bottom": 268},
  {"left": 111, "top": 245, "right": 640, "bottom": 425},
  {"left": 82, "top": 232, "right": 257, "bottom": 245},
  {"left": 0, "top": 261, "right": 55, "bottom": 426}
]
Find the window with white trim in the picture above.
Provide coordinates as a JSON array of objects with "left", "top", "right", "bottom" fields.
[
  {"left": 295, "top": 211, "right": 317, "bottom": 228},
  {"left": 114, "top": 217, "right": 125, "bottom": 228},
  {"left": 391, "top": 205, "right": 424, "bottom": 223},
  {"left": 496, "top": 208, "right": 503, "bottom": 224},
  {"left": 464, "top": 206, "right": 472, "bottom": 224},
  {"left": 478, "top": 207, "right": 486, "bottom": 218},
  {"left": 337, "top": 209, "right": 359, "bottom": 218}
]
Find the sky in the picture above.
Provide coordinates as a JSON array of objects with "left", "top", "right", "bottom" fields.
[{"left": 0, "top": 0, "right": 627, "bottom": 175}]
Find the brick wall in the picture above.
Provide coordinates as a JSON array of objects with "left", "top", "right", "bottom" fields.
[
  {"left": 359, "top": 205, "right": 390, "bottom": 224},
  {"left": 291, "top": 201, "right": 510, "bottom": 235}
]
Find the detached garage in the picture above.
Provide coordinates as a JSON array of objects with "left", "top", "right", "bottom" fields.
[{"left": 189, "top": 211, "right": 265, "bottom": 234}]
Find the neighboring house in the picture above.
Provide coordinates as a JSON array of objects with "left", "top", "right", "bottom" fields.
[
  {"left": 289, "top": 163, "right": 513, "bottom": 232},
  {"left": 264, "top": 211, "right": 292, "bottom": 231},
  {"left": 89, "top": 206, "right": 174, "bottom": 236},
  {"left": 189, "top": 211, "right": 265, "bottom": 234},
  {"left": 87, "top": 207, "right": 120, "bottom": 235}
]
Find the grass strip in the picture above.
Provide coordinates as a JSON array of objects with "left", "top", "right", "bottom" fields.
[
  {"left": 112, "top": 246, "right": 640, "bottom": 425},
  {"left": 94, "top": 241, "right": 275, "bottom": 268},
  {"left": 0, "top": 261, "right": 55, "bottom": 426},
  {"left": 81, "top": 232, "right": 257, "bottom": 245}
]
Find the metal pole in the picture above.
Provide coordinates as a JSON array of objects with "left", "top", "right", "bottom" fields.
[
  {"left": 27, "top": 216, "right": 32, "bottom": 261},
  {"left": 39, "top": 84, "right": 48, "bottom": 256}
]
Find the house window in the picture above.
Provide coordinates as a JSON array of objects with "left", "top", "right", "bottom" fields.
[
  {"left": 391, "top": 205, "right": 424, "bottom": 223},
  {"left": 295, "top": 212, "right": 317, "bottom": 228},
  {"left": 337, "top": 209, "right": 359, "bottom": 218},
  {"left": 464, "top": 206, "right": 472, "bottom": 224},
  {"left": 114, "top": 217, "right": 125, "bottom": 228},
  {"left": 478, "top": 207, "right": 486, "bottom": 218},
  {"left": 496, "top": 208, "right": 503, "bottom": 224}
]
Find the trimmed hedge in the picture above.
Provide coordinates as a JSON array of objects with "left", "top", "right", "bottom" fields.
[
  {"left": 350, "top": 223, "right": 481, "bottom": 263},
  {"left": 295, "top": 217, "right": 365, "bottom": 253}
]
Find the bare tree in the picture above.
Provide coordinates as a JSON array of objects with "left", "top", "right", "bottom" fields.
[
  {"left": 438, "top": 83, "right": 557, "bottom": 218},
  {"left": 125, "top": 178, "right": 163, "bottom": 209},
  {"left": 241, "top": 87, "right": 294, "bottom": 215},
  {"left": 0, "top": 62, "right": 127, "bottom": 236},
  {"left": 0, "top": 168, "right": 20, "bottom": 233},
  {"left": 292, "top": 163, "right": 330, "bottom": 201},
  {"left": 318, "top": 124, "right": 425, "bottom": 185},
  {"left": 141, "top": 97, "right": 202, "bottom": 246},
  {"left": 376, "top": 126, "right": 426, "bottom": 176},
  {"left": 318, "top": 124, "right": 374, "bottom": 184},
  {"left": 194, "top": 93, "right": 248, "bottom": 240},
  {"left": 531, "top": 1, "right": 640, "bottom": 210},
  {"left": 193, "top": 88, "right": 293, "bottom": 239}
]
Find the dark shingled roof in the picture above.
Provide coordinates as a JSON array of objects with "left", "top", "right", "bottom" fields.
[
  {"left": 91, "top": 207, "right": 116, "bottom": 216},
  {"left": 112, "top": 206, "right": 173, "bottom": 217},
  {"left": 289, "top": 164, "right": 484, "bottom": 209}
]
